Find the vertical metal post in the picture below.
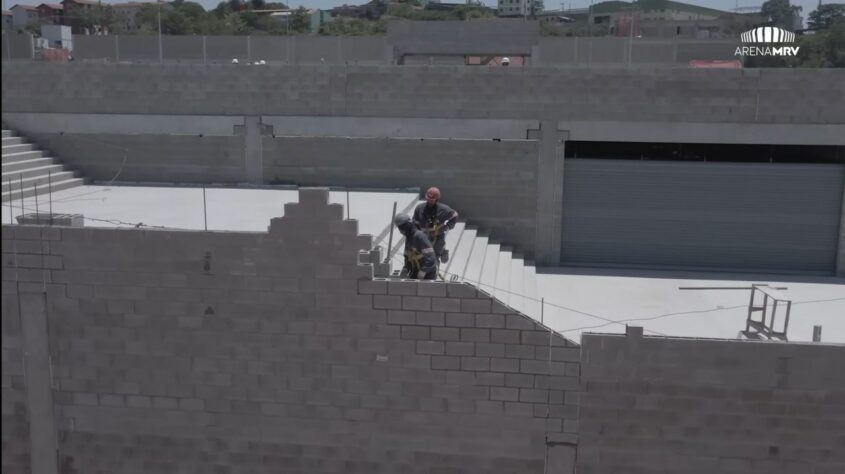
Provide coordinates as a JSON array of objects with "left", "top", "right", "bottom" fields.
[
  {"left": 746, "top": 285, "right": 756, "bottom": 331},
  {"left": 247, "top": 35, "right": 251, "bottom": 63},
  {"left": 7, "top": 178, "right": 12, "bottom": 224},
  {"left": 18, "top": 174, "right": 24, "bottom": 218},
  {"left": 157, "top": 0, "right": 163, "bottom": 64},
  {"left": 34, "top": 184, "right": 39, "bottom": 216},
  {"left": 812, "top": 325, "right": 822, "bottom": 342},
  {"left": 541, "top": 297, "right": 545, "bottom": 325},
  {"left": 771, "top": 300, "right": 778, "bottom": 335},
  {"left": 202, "top": 185, "right": 208, "bottom": 231},
  {"left": 202, "top": 35, "right": 207, "bottom": 64},
  {"left": 48, "top": 170, "right": 52, "bottom": 224},
  {"left": 346, "top": 189, "right": 350, "bottom": 220},
  {"left": 384, "top": 201, "right": 397, "bottom": 263},
  {"left": 5, "top": 31, "right": 11, "bottom": 62},
  {"left": 115, "top": 34, "right": 120, "bottom": 61},
  {"left": 784, "top": 301, "right": 792, "bottom": 338}
]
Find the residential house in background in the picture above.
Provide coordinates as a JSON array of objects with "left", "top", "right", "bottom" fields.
[
  {"left": 11, "top": 4, "right": 39, "bottom": 28},
  {"left": 111, "top": 1, "right": 156, "bottom": 32},
  {"left": 2, "top": 10, "right": 13, "bottom": 31},
  {"left": 37, "top": 3, "right": 64, "bottom": 25},
  {"left": 497, "top": 0, "right": 543, "bottom": 18},
  {"left": 61, "top": 0, "right": 99, "bottom": 34}
]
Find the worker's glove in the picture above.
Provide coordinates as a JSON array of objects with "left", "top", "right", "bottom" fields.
[{"left": 417, "top": 271, "right": 427, "bottom": 279}]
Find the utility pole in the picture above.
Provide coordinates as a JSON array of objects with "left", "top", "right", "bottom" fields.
[{"left": 157, "top": 0, "right": 163, "bottom": 63}]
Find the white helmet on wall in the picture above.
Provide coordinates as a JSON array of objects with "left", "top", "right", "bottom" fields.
[
  {"left": 501, "top": 57, "right": 510, "bottom": 66},
  {"left": 231, "top": 58, "right": 239, "bottom": 64}
]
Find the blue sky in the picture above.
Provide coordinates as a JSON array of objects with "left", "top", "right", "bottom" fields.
[{"left": 4, "top": 0, "right": 824, "bottom": 22}]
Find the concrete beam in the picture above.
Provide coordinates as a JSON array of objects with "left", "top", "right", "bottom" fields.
[
  {"left": 262, "top": 116, "right": 538, "bottom": 140},
  {"left": 559, "top": 120, "right": 845, "bottom": 146},
  {"left": 2, "top": 113, "right": 243, "bottom": 136}
]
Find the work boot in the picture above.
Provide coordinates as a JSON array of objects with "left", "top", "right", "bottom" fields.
[{"left": 440, "top": 250, "right": 449, "bottom": 264}]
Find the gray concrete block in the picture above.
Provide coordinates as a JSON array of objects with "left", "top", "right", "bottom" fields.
[
  {"left": 375, "top": 295, "right": 403, "bottom": 310},
  {"left": 475, "top": 314, "right": 505, "bottom": 329},
  {"left": 387, "top": 310, "right": 415, "bottom": 325},
  {"left": 491, "top": 358, "right": 520, "bottom": 373},
  {"left": 446, "top": 342, "right": 475, "bottom": 357},
  {"left": 431, "top": 356, "right": 461, "bottom": 370},
  {"left": 402, "top": 296, "right": 431, "bottom": 311},
  {"left": 416, "top": 341, "right": 445, "bottom": 355},
  {"left": 490, "top": 387, "right": 519, "bottom": 402},
  {"left": 415, "top": 312, "right": 445, "bottom": 326},
  {"left": 431, "top": 327, "right": 460, "bottom": 341},
  {"left": 491, "top": 329, "right": 521, "bottom": 344},
  {"left": 445, "top": 313, "right": 474, "bottom": 327},
  {"left": 400, "top": 326, "right": 430, "bottom": 340},
  {"left": 387, "top": 280, "right": 418, "bottom": 296},
  {"left": 460, "top": 328, "right": 490, "bottom": 343},
  {"left": 461, "top": 357, "right": 490, "bottom": 371},
  {"left": 417, "top": 282, "right": 448, "bottom": 297},
  {"left": 431, "top": 297, "right": 462, "bottom": 313},
  {"left": 460, "top": 299, "right": 491, "bottom": 314}
]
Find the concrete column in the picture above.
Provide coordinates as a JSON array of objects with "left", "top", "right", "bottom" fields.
[
  {"left": 534, "top": 121, "right": 567, "bottom": 266},
  {"left": 243, "top": 116, "right": 264, "bottom": 184},
  {"left": 19, "top": 288, "right": 58, "bottom": 474},
  {"left": 837, "top": 182, "right": 845, "bottom": 277}
]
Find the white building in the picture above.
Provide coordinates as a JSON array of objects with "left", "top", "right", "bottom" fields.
[
  {"left": 111, "top": 1, "right": 161, "bottom": 32},
  {"left": 10, "top": 4, "right": 39, "bottom": 27},
  {"left": 497, "top": 0, "right": 542, "bottom": 17},
  {"left": 41, "top": 24, "right": 73, "bottom": 50}
]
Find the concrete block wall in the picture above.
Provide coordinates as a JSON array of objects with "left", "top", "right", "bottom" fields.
[
  {"left": 72, "top": 35, "right": 390, "bottom": 65},
  {"left": 1, "top": 33, "right": 34, "bottom": 61},
  {"left": 4, "top": 64, "right": 844, "bottom": 124},
  {"left": 578, "top": 332, "right": 845, "bottom": 474},
  {"left": 263, "top": 136, "right": 540, "bottom": 257},
  {"left": 1, "top": 248, "right": 31, "bottom": 473},
  {"left": 0, "top": 188, "right": 579, "bottom": 473},
  {"left": 27, "top": 133, "right": 247, "bottom": 183}
]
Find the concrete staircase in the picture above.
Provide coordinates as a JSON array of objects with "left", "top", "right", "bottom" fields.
[
  {"left": 376, "top": 211, "right": 543, "bottom": 323},
  {"left": 2, "top": 128, "right": 84, "bottom": 202}
]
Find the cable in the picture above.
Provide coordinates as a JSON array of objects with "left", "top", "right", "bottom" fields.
[{"left": 5, "top": 200, "right": 191, "bottom": 231}]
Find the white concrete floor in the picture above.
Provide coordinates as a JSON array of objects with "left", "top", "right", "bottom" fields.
[
  {"left": 537, "top": 269, "right": 845, "bottom": 344},
  {"left": 2, "top": 185, "right": 415, "bottom": 237}
]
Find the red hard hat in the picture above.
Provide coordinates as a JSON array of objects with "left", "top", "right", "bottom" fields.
[{"left": 425, "top": 187, "right": 441, "bottom": 200}]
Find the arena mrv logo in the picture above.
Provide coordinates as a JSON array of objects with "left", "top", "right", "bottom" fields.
[{"left": 735, "top": 26, "right": 800, "bottom": 57}]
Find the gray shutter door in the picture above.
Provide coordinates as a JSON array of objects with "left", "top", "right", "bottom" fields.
[{"left": 561, "top": 159, "right": 845, "bottom": 274}]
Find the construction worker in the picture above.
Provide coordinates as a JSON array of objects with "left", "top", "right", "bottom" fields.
[
  {"left": 395, "top": 214, "right": 437, "bottom": 280},
  {"left": 413, "top": 187, "right": 459, "bottom": 264}
]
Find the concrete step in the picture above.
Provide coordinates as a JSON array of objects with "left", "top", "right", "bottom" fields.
[
  {"left": 1, "top": 130, "right": 13, "bottom": 138},
  {"left": 2, "top": 164, "right": 66, "bottom": 181},
  {"left": 493, "top": 249, "right": 512, "bottom": 306},
  {"left": 2, "top": 178, "right": 83, "bottom": 202},
  {"left": 439, "top": 222, "right": 464, "bottom": 279},
  {"left": 509, "top": 257, "right": 526, "bottom": 315},
  {"left": 2, "top": 137, "right": 24, "bottom": 146},
  {"left": 478, "top": 242, "right": 500, "bottom": 298},
  {"left": 463, "top": 235, "right": 488, "bottom": 287},
  {"left": 445, "top": 226, "right": 477, "bottom": 281},
  {"left": 2, "top": 157, "right": 56, "bottom": 173},
  {"left": 2, "top": 144, "right": 36, "bottom": 156},
  {"left": 523, "top": 263, "right": 541, "bottom": 322},
  {"left": 2, "top": 171, "right": 77, "bottom": 193},
  {"left": 1, "top": 151, "right": 45, "bottom": 163}
]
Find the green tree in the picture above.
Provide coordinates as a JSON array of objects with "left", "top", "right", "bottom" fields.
[
  {"left": 176, "top": 1, "right": 206, "bottom": 20},
  {"left": 808, "top": 3, "right": 845, "bottom": 30},
  {"left": 289, "top": 6, "right": 310, "bottom": 33},
  {"left": 250, "top": 0, "right": 266, "bottom": 10},
  {"left": 760, "top": 0, "right": 802, "bottom": 29},
  {"left": 224, "top": 11, "right": 249, "bottom": 34}
]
